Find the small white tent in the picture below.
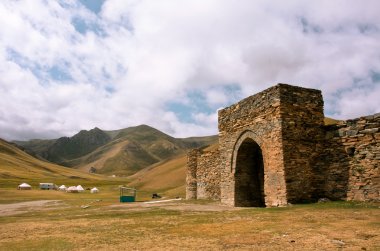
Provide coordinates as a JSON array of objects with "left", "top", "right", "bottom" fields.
[
  {"left": 90, "top": 187, "right": 99, "bottom": 193},
  {"left": 67, "top": 186, "right": 78, "bottom": 193},
  {"left": 18, "top": 183, "right": 32, "bottom": 190},
  {"left": 58, "top": 185, "right": 67, "bottom": 191},
  {"left": 76, "top": 185, "right": 84, "bottom": 192}
]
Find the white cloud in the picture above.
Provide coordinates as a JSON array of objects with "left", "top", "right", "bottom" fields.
[
  {"left": 0, "top": 0, "right": 379, "bottom": 140},
  {"left": 333, "top": 79, "right": 380, "bottom": 119}
]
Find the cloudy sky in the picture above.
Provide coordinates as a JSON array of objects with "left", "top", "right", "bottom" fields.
[{"left": 0, "top": 0, "right": 379, "bottom": 141}]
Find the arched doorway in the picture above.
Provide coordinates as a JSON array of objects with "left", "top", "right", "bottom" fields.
[{"left": 234, "top": 138, "right": 265, "bottom": 207}]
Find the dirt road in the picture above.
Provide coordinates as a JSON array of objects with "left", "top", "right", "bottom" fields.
[{"left": 0, "top": 200, "right": 62, "bottom": 216}]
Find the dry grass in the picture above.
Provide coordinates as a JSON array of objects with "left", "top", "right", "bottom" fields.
[
  {"left": 78, "top": 140, "right": 128, "bottom": 173},
  {"left": 324, "top": 117, "right": 341, "bottom": 125},
  {"left": 0, "top": 140, "right": 117, "bottom": 188},
  {"left": 128, "top": 154, "right": 187, "bottom": 197},
  {"left": 127, "top": 143, "right": 219, "bottom": 198},
  {"left": 0, "top": 189, "right": 379, "bottom": 250}
]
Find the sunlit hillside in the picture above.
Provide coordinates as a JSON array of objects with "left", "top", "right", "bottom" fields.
[
  {"left": 16, "top": 125, "right": 218, "bottom": 176},
  {"left": 127, "top": 143, "right": 219, "bottom": 198},
  {"left": 0, "top": 135, "right": 219, "bottom": 196},
  {"left": 324, "top": 117, "right": 341, "bottom": 125},
  {"left": 0, "top": 138, "right": 116, "bottom": 188}
]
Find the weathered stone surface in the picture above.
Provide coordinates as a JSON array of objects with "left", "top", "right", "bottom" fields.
[
  {"left": 186, "top": 149, "right": 201, "bottom": 200},
  {"left": 360, "top": 128, "right": 378, "bottom": 134},
  {"left": 186, "top": 83, "right": 379, "bottom": 206},
  {"left": 196, "top": 150, "right": 220, "bottom": 200},
  {"left": 318, "top": 116, "right": 380, "bottom": 202}
]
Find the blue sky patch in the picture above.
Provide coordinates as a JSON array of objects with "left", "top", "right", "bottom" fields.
[
  {"left": 72, "top": 17, "right": 105, "bottom": 36},
  {"left": 105, "top": 86, "right": 115, "bottom": 94},
  {"left": 167, "top": 102, "right": 198, "bottom": 123},
  {"left": 6, "top": 48, "right": 47, "bottom": 84},
  {"left": 166, "top": 84, "right": 242, "bottom": 123},
  {"left": 167, "top": 91, "right": 213, "bottom": 123},
  {"left": 6, "top": 48, "right": 73, "bottom": 83},
  {"left": 6, "top": 48, "right": 29, "bottom": 68},
  {"left": 79, "top": 0, "right": 105, "bottom": 14},
  {"left": 48, "top": 65, "right": 72, "bottom": 81},
  {"left": 72, "top": 17, "right": 88, "bottom": 34}
]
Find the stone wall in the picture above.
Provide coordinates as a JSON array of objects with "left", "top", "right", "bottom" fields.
[
  {"left": 196, "top": 149, "right": 221, "bottom": 200},
  {"left": 186, "top": 149, "right": 221, "bottom": 200},
  {"left": 186, "top": 83, "right": 379, "bottom": 206},
  {"left": 316, "top": 115, "right": 380, "bottom": 201},
  {"left": 278, "top": 85, "right": 325, "bottom": 203},
  {"left": 186, "top": 149, "right": 200, "bottom": 200}
]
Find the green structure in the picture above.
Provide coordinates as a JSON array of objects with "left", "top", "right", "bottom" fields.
[{"left": 119, "top": 187, "right": 137, "bottom": 203}]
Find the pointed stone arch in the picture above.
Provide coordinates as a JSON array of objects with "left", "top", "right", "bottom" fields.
[
  {"left": 232, "top": 131, "right": 265, "bottom": 207},
  {"left": 231, "top": 130, "right": 263, "bottom": 172}
]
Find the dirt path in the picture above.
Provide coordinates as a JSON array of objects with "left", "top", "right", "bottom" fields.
[
  {"left": 109, "top": 200, "right": 240, "bottom": 212},
  {"left": 0, "top": 199, "right": 237, "bottom": 217},
  {"left": 0, "top": 200, "right": 62, "bottom": 216}
]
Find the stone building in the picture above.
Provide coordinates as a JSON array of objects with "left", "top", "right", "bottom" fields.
[{"left": 186, "top": 83, "right": 379, "bottom": 207}]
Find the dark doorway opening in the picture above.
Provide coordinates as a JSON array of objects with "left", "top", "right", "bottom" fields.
[{"left": 234, "top": 138, "right": 265, "bottom": 207}]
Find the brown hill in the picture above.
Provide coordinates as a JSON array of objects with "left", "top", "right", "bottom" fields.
[
  {"left": 71, "top": 125, "right": 218, "bottom": 176},
  {"left": 0, "top": 138, "right": 110, "bottom": 188},
  {"left": 324, "top": 117, "right": 341, "bottom": 125},
  {"left": 15, "top": 125, "right": 218, "bottom": 176},
  {"left": 127, "top": 143, "right": 218, "bottom": 198}
]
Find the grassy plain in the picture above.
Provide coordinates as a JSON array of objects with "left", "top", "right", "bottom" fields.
[{"left": 0, "top": 188, "right": 379, "bottom": 251}]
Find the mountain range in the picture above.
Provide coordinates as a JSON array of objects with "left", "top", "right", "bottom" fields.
[{"left": 14, "top": 125, "right": 218, "bottom": 176}]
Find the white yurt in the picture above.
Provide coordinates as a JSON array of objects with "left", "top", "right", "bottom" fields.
[
  {"left": 58, "top": 185, "right": 67, "bottom": 191},
  {"left": 76, "top": 185, "right": 84, "bottom": 192},
  {"left": 66, "top": 186, "right": 79, "bottom": 193},
  {"left": 90, "top": 187, "right": 99, "bottom": 193},
  {"left": 18, "top": 183, "right": 32, "bottom": 190}
]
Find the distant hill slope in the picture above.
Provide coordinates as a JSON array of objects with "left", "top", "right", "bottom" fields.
[
  {"left": 324, "top": 117, "right": 341, "bottom": 125},
  {"left": 0, "top": 138, "right": 109, "bottom": 187},
  {"left": 13, "top": 138, "right": 57, "bottom": 160},
  {"left": 15, "top": 127, "right": 111, "bottom": 164},
  {"left": 15, "top": 125, "right": 218, "bottom": 176},
  {"left": 128, "top": 143, "right": 218, "bottom": 198},
  {"left": 46, "top": 127, "right": 111, "bottom": 164}
]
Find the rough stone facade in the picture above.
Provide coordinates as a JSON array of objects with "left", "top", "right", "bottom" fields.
[
  {"left": 315, "top": 116, "right": 380, "bottom": 202},
  {"left": 186, "top": 149, "right": 221, "bottom": 200},
  {"left": 186, "top": 83, "right": 379, "bottom": 207}
]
